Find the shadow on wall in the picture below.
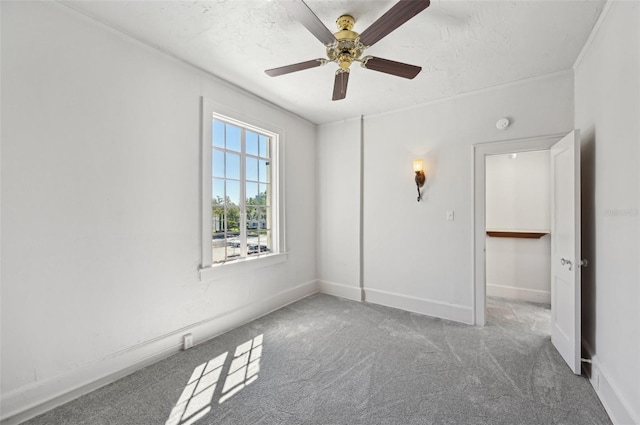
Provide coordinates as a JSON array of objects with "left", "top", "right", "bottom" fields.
[{"left": 580, "top": 127, "right": 597, "bottom": 359}]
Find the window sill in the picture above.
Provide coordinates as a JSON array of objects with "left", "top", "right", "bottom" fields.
[{"left": 198, "top": 253, "right": 288, "bottom": 282}]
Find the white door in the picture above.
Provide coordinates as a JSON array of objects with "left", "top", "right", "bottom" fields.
[{"left": 550, "top": 130, "right": 582, "bottom": 374}]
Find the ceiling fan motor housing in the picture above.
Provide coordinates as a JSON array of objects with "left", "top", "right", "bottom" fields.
[{"left": 327, "top": 15, "right": 364, "bottom": 70}]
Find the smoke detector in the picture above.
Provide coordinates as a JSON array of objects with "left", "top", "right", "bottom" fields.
[{"left": 496, "top": 118, "right": 510, "bottom": 130}]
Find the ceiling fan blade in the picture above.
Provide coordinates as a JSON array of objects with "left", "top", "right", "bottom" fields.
[
  {"left": 362, "top": 57, "right": 422, "bottom": 79},
  {"left": 332, "top": 71, "right": 349, "bottom": 101},
  {"left": 359, "top": 0, "right": 430, "bottom": 47},
  {"left": 281, "top": 0, "right": 336, "bottom": 46},
  {"left": 265, "top": 59, "right": 325, "bottom": 77}
]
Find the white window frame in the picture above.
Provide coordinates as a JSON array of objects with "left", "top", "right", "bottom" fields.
[{"left": 199, "top": 98, "right": 286, "bottom": 281}]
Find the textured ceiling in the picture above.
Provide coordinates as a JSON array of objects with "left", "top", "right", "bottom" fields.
[{"left": 62, "top": 0, "right": 605, "bottom": 124}]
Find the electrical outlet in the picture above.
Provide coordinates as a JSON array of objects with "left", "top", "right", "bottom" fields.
[
  {"left": 183, "top": 333, "right": 194, "bottom": 350},
  {"left": 446, "top": 210, "right": 454, "bottom": 221}
]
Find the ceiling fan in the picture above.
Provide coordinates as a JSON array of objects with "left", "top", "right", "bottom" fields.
[{"left": 265, "top": 0, "right": 430, "bottom": 101}]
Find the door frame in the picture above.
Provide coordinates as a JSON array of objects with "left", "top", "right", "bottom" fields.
[{"left": 471, "top": 133, "right": 565, "bottom": 326}]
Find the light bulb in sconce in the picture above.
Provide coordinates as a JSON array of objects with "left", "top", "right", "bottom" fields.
[{"left": 413, "top": 160, "right": 426, "bottom": 202}]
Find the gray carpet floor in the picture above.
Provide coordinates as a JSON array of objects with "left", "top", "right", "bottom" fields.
[{"left": 22, "top": 294, "right": 611, "bottom": 425}]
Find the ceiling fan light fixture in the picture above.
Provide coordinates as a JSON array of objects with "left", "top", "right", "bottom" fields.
[
  {"left": 327, "top": 15, "right": 364, "bottom": 69},
  {"left": 338, "top": 53, "right": 353, "bottom": 69},
  {"left": 267, "top": 0, "right": 429, "bottom": 100}
]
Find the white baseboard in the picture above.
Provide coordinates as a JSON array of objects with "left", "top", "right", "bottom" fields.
[
  {"left": 487, "top": 283, "right": 551, "bottom": 304},
  {"left": 364, "top": 288, "right": 473, "bottom": 325},
  {"left": 318, "top": 280, "right": 362, "bottom": 301},
  {"left": 582, "top": 340, "right": 639, "bottom": 425},
  {"left": 0, "top": 280, "right": 319, "bottom": 425},
  {"left": 587, "top": 355, "right": 639, "bottom": 425}
]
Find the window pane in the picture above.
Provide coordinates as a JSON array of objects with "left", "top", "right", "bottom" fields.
[
  {"left": 213, "top": 120, "right": 225, "bottom": 148},
  {"left": 246, "top": 131, "right": 259, "bottom": 156},
  {"left": 212, "top": 198, "right": 227, "bottom": 262},
  {"left": 212, "top": 178, "right": 225, "bottom": 204},
  {"left": 226, "top": 153, "right": 240, "bottom": 180},
  {"left": 225, "top": 180, "right": 240, "bottom": 234},
  {"left": 258, "top": 160, "right": 269, "bottom": 183},
  {"left": 258, "top": 228, "right": 271, "bottom": 254},
  {"left": 246, "top": 157, "right": 258, "bottom": 182},
  {"left": 225, "top": 236, "right": 241, "bottom": 259},
  {"left": 212, "top": 202, "right": 225, "bottom": 233},
  {"left": 258, "top": 207, "right": 268, "bottom": 230},
  {"left": 225, "top": 204, "right": 241, "bottom": 234},
  {"left": 246, "top": 182, "right": 259, "bottom": 203},
  {"left": 246, "top": 205, "right": 259, "bottom": 233},
  {"left": 226, "top": 124, "right": 241, "bottom": 152},
  {"left": 247, "top": 205, "right": 263, "bottom": 255},
  {"left": 213, "top": 240, "right": 227, "bottom": 263},
  {"left": 260, "top": 229, "right": 273, "bottom": 252},
  {"left": 259, "top": 135, "right": 269, "bottom": 158},
  {"left": 259, "top": 183, "right": 269, "bottom": 206},
  {"left": 213, "top": 150, "right": 225, "bottom": 178},
  {"left": 247, "top": 223, "right": 260, "bottom": 256},
  {"left": 226, "top": 180, "right": 240, "bottom": 206},
  {"left": 254, "top": 207, "right": 270, "bottom": 255}
]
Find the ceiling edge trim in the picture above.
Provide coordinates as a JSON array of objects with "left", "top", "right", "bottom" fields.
[
  {"left": 317, "top": 116, "right": 362, "bottom": 129},
  {"left": 356, "top": 69, "right": 574, "bottom": 124},
  {"left": 573, "top": 0, "right": 614, "bottom": 70}
]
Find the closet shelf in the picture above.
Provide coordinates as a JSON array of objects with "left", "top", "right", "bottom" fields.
[{"left": 486, "top": 230, "right": 550, "bottom": 239}]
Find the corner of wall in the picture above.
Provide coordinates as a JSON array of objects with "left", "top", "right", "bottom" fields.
[
  {"left": 574, "top": 1, "right": 640, "bottom": 423},
  {"left": 318, "top": 280, "right": 362, "bottom": 301},
  {"left": 363, "top": 288, "right": 474, "bottom": 325},
  {"left": 0, "top": 280, "right": 319, "bottom": 425},
  {"left": 585, "top": 354, "right": 639, "bottom": 425}
]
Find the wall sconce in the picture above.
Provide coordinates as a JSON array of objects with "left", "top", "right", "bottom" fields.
[{"left": 413, "top": 159, "right": 426, "bottom": 202}]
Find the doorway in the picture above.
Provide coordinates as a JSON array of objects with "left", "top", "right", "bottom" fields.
[
  {"left": 485, "top": 150, "right": 551, "bottom": 303},
  {"left": 473, "top": 131, "right": 583, "bottom": 374},
  {"left": 484, "top": 149, "right": 552, "bottom": 333},
  {"left": 472, "top": 134, "right": 563, "bottom": 326}
]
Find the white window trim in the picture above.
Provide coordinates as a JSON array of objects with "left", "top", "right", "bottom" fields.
[
  {"left": 199, "top": 252, "right": 288, "bottom": 282},
  {"left": 199, "top": 97, "right": 286, "bottom": 280}
]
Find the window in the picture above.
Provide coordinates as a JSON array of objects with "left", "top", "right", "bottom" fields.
[
  {"left": 212, "top": 117, "right": 273, "bottom": 263},
  {"left": 200, "top": 98, "right": 283, "bottom": 273}
]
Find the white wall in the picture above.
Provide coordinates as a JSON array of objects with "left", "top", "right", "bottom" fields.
[
  {"left": 0, "top": 2, "right": 317, "bottom": 422},
  {"left": 574, "top": 1, "right": 640, "bottom": 423},
  {"left": 360, "top": 73, "right": 574, "bottom": 323},
  {"left": 4, "top": 2, "right": 637, "bottom": 425},
  {"left": 316, "top": 118, "right": 362, "bottom": 300},
  {"left": 485, "top": 151, "right": 550, "bottom": 231},
  {"left": 485, "top": 151, "right": 551, "bottom": 304}
]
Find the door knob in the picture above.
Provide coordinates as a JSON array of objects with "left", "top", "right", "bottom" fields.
[{"left": 561, "top": 258, "right": 573, "bottom": 271}]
